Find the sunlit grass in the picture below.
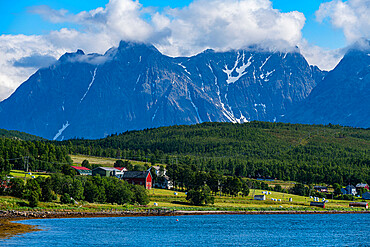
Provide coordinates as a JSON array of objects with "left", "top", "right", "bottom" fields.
[
  {"left": 9, "top": 170, "right": 50, "bottom": 179},
  {"left": 70, "top": 154, "right": 166, "bottom": 167},
  {"left": 148, "top": 189, "right": 368, "bottom": 211},
  {"left": 0, "top": 188, "right": 367, "bottom": 212}
]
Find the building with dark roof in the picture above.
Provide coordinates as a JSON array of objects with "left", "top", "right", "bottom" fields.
[
  {"left": 71, "top": 166, "right": 92, "bottom": 176},
  {"left": 314, "top": 186, "right": 328, "bottom": 193},
  {"left": 122, "top": 171, "right": 152, "bottom": 189},
  {"left": 92, "top": 167, "right": 119, "bottom": 177},
  {"left": 341, "top": 185, "right": 357, "bottom": 195}
]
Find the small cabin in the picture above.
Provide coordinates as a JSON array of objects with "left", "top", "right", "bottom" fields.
[
  {"left": 349, "top": 202, "right": 368, "bottom": 209},
  {"left": 71, "top": 166, "right": 92, "bottom": 176},
  {"left": 254, "top": 195, "right": 266, "bottom": 201},
  {"left": 92, "top": 167, "right": 119, "bottom": 177},
  {"left": 314, "top": 186, "right": 328, "bottom": 193},
  {"left": 310, "top": 201, "right": 325, "bottom": 208}
]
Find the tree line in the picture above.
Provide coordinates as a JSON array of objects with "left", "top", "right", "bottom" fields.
[
  {"left": 57, "top": 122, "right": 370, "bottom": 186},
  {"left": 1, "top": 174, "right": 149, "bottom": 207},
  {"left": 1, "top": 121, "right": 369, "bottom": 190}
]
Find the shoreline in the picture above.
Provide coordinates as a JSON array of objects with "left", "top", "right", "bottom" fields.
[{"left": 1, "top": 209, "right": 369, "bottom": 240}]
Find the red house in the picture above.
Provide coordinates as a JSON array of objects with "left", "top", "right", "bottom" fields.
[
  {"left": 122, "top": 171, "right": 152, "bottom": 189},
  {"left": 71, "top": 166, "right": 92, "bottom": 176},
  {"left": 356, "top": 183, "right": 369, "bottom": 191}
]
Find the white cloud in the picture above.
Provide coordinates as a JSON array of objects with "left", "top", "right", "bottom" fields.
[
  {"left": 29, "top": 5, "right": 71, "bottom": 23},
  {"left": 26, "top": 0, "right": 306, "bottom": 56},
  {"left": 9, "top": 0, "right": 366, "bottom": 101},
  {"left": 299, "top": 39, "right": 344, "bottom": 71},
  {"left": 154, "top": 0, "right": 305, "bottom": 56},
  {"left": 316, "top": 0, "right": 370, "bottom": 43},
  {"left": 0, "top": 0, "right": 309, "bottom": 101},
  {"left": 0, "top": 34, "right": 67, "bottom": 101}
]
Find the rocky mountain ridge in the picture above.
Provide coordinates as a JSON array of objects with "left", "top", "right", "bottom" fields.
[
  {"left": 2, "top": 40, "right": 367, "bottom": 140},
  {"left": 282, "top": 42, "right": 370, "bottom": 127}
]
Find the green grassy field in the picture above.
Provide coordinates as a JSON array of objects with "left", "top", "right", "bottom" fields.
[
  {"left": 0, "top": 188, "right": 367, "bottom": 212},
  {"left": 9, "top": 170, "right": 50, "bottom": 179},
  {"left": 149, "top": 188, "right": 367, "bottom": 211},
  {"left": 70, "top": 154, "right": 165, "bottom": 168}
]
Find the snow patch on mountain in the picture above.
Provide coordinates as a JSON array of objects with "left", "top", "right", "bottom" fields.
[
  {"left": 237, "top": 111, "right": 248, "bottom": 123},
  {"left": 53, "top": 121, "right": 70, "bottom": 140},
  {"left": 260, "top": 55, "right": 271, "bottom": 70},
  {"left": 80, "top": 68, "right": 97, "bottom": 103},
  {"left": 188, "top": 89, "right": 202, "bottom": 123},
  {"left": 177, "top": 63, "right": 191, "bottom": 75},
  {"left": 223, "top": 52, "right": 252, "bottom": 84},
  {"left": 210, "top": 65, "right": 237, "bottom": 123},
  {"left": 254, "top": 103, "right": 267, "bottom": 113},
  {"left": 152, "top": 107, "right": 159, "bottom": 122},
  {"left": 260, "top": 69, "right": 275, "bottom": 82}
]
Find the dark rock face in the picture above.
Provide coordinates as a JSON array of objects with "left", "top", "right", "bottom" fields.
[
  {"left": 283, "top": 45, "right": 370, "bottom": 128},
  {"left": 0, "top": 41, "right": 322, "bottom": 140}
]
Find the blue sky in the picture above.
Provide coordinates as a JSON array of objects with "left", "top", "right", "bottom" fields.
[
  {"left": 0, "top": 0, "right": 368, "bottom": 101},
  {"left": 1, "top": 0, "right": 345, "bottom": 49}
]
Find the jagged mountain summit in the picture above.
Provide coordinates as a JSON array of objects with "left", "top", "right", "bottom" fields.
[
  {"left": 0, "top": 41, "right": 324, "bottom": 140},
  {"left": 283, "top": 41, "right": 370, "bottom": 128}
]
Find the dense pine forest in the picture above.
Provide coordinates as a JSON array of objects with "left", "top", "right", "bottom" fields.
[
  {"left": 0, "top": 129, "right": 45, "bottom": 141},
  {"left": 1, "top": 122, "right": 369, "bottom": 186},
  {"left": 0, "top": 137, "right": 72, "bottom": 172}
]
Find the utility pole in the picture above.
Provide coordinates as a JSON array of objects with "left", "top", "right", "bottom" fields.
[{"left": 23, "top": 156, "right": 29, "bottom": 182}]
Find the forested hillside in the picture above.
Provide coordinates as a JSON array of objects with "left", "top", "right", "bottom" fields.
[
  {"left": 0, "top": 138, "right": 71, "bottom": 173},
  {"left": 59, "top": 122, "right": 370, "bottom": 185},
  {"left": 0, "top": 128, "right": 45, "bottom": 141}
]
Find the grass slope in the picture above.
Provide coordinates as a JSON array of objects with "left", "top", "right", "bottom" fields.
[
  {"left": 9, "top": 170, "right": 50, "bottom": 179},
  {"left": 149, "top": 189, "right": 368, "bottom": 211},
  {"left": 0, "top": 189, "right": 367, "bottom": 213},
  {"left": 70, "top": 154, "right": 165, "bottom": 167}
]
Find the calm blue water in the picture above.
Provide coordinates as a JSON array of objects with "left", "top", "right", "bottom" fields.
[{"left": 1, "top": 214, "right": 369, "bottom": 246}]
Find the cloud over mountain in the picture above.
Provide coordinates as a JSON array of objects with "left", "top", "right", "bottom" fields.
[
  {"left": 29, "top": 0, "right": 306, "bottom": 55},
  {"left": 0, "top": 0, "right": 309, "bottom": 101},
  {"left": 0, "top": 0, "right": 368, "bottom": 101},
  {"left": 316, "top": 0, "right": 370, "bottom": 43}
]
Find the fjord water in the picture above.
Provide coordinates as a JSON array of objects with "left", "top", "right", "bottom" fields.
[{"left": 2, "top": 214, "right": 369, "bottom": 246}]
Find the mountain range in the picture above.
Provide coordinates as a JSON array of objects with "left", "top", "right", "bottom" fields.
[{"left": 0, "top": 40, "right": 368, "bottom": 140}]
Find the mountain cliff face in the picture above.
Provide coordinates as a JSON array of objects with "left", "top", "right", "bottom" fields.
[
  {"left": 283, "top": 44, "right": 370, "bottom": 128},
  {"left": 0, "top": 41, "right": 323, "bottom": 140}
]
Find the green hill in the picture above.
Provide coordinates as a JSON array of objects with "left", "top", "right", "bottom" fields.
[
  {"left": 0, "top": 129, "right": 45, "bottom": 141},
  {"left": 60, "top": 122, "right": 370, "bottom": 185}
]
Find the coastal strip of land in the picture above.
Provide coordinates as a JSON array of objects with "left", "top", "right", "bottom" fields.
[
  {"left": 0, "top": 219, "right": 39, "bottom": 239},
  {"left": 1, "top": 209, "right": 369, "bottom": 240}
]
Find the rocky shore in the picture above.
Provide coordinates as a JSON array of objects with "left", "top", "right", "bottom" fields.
[
  {"left": 1, "top": 208, "right": 369, "bottom": 220},
  {"left": 0, "top": 208, "right": 176, "bottom": 220}
]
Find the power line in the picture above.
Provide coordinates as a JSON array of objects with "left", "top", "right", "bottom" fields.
[
  {"left": 5, "top": 157, "right": 24, "bottom": 161},
  {"left": 5, "top": 156, "right": 70, "bottom": 165},
  {"left": 32, "top": 158, "right": 70, "bottom": 165}
]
